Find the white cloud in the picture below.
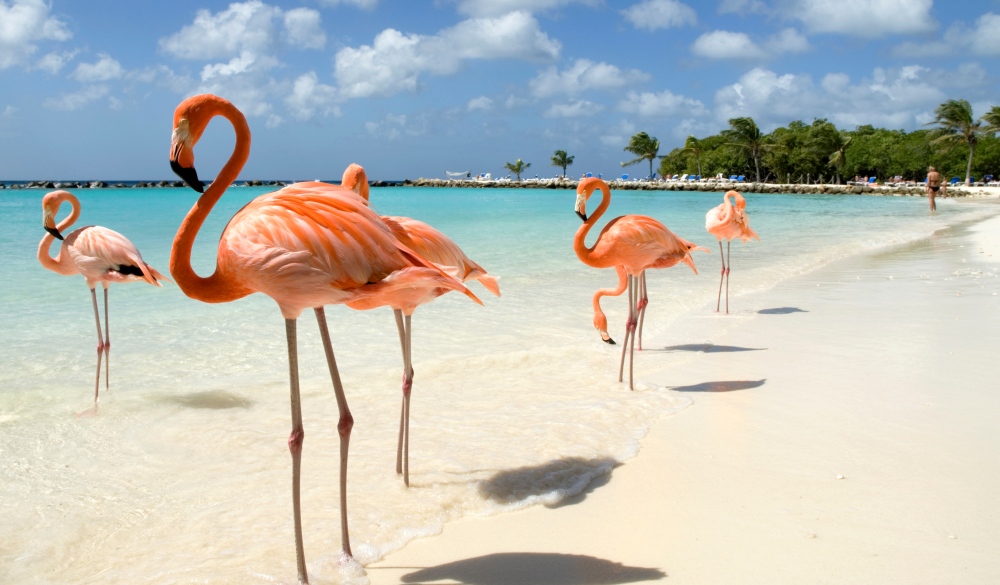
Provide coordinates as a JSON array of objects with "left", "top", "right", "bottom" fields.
[
  {"left": 365, "top": 113, "right": 416, "bottom": 141},
  {"left": 334, "top": 11, "right": 560, "bottom": 99},
  {"left": 600, "top": 119, "right": 637, "bottom": 147},
  {"left": 893, "top": 12, "right": 1000, "bottom": 57},
  {"left": 529, "top": 59, "right": 650, "bottom": 98},
  {"left": 283, "top": 7, "right": 326, "bottom": 49},
  {"left": 0, "top": 0, "right": 72, "bottom": 69},
  {"left": 35, "top": 49, "right": 77, "bottom": 74},
  {"left": 130, "top": 65, "right": 196, "bottom": 93},
  {"left": 767, "top": 28, "right": 809, "bottom": 53},
  {"left": 782, "top": 0, "right": 935, "bottom": 37},
  {"left": 692, "top": 28, "right": 808, "bottom": 59},
  {"left": 455, "top": 0, "right": 597, "bottom": 17},
  {"left": 692, "top": 31, "right": 764, "bottom": 59},
  {"left": 545, "top": 100, "right": 603, "bottom": 118},
  {"left": 467, "top": 96, "right": 494, "bottom": 111},
  {"left": 318, "top": 0, "right": 378, "bottom": 8},
  {"left": 160, "top": 1, "right": 324, "bottom": 59},
  {"left": 285, "top": 72, "right": 341, "bottom": 120},
  {"left": 714, "top": 66, "right": 956, "bottom": 131},
  {"left": 622, "top": 0, "right": 697, "bottom": 31},
  {"left": 617, "top": 89, "right": 707, "bottom": 118},
  {"left": 71, "top": 54, "right": 124, "bottom": 82},
  {"left": 43, "top": 85, "right": 110, "bottom": 111},
  {"left": 2, "top": 105, "right": 16, "bottom": 118}
]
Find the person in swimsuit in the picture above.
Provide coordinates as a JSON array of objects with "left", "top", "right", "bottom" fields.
[{"left": 926, "top": 166, "right": 943, "bottom": 211}]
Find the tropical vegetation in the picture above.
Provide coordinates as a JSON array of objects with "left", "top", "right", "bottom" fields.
[
  {"left": 621, "top": 132, "right": 661, "bottom": 179},
  {"left": 504, "top": 158, "right": 531, "bottom": 181},
  {"left": 654, "top": 101, "right": 1000, "bottom": 184},
  {"left": 550, "top": 150, "right": 574, "bottom": 178}
]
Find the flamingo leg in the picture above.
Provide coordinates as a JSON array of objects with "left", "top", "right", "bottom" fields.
[
  {"left": 725, "top": 240, "right": 731, "bottom": 314},
  {"left": 716, "top": 240, "right": 726, "bottom": 312},
  {"left": 103, "top": 285, "right": 110, "bottom": 391},
  {"left": 627, "top": 275, "right": 638, "bottom": 390},
  {"left": 618, "top": 275, "right": 637, "bottom": 390},
  {"left": 284, "top": 318, "right": 309, "bottom": 584},
  {"left": 636, "top": 272, "right": 648, "bottom": 351},
  {"left": 314, "top": 307, "right": 354, "bottom": 559},
  {"left": 89, "top": 288, "right": 105, "bottom": 404},
  {"left": 393, "top": 309, "right": 414, "bottom": 487}
]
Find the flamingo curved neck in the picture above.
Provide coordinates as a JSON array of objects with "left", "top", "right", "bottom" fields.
[
  {"left": 170, "top": 101, "right": 253, "bottom": 304},
  {"left": 38, "top": 193, "right": 80, "bottom": 275},
  {"left": 573, "top": 183, "right": 613, "bottom": 268}
]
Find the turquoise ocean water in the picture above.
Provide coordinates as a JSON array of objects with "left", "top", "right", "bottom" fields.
[{"left": 1, "top": 185, "right": 996, "bottom": 583}]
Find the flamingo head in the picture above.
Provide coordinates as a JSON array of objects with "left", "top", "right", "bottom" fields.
[
  {"left": 170, "top": 95, "right": 226, "bottom": 193},
  {"left": 727, "top": 190, "right": 747, "bottom": 209},
  {"left": 341, "top": 163, "right": 370, "bottom": 202},
  {"left": 575, "top": 177, "right": 607, "bottom": 222},
  {"left": 41, "top": 190, "right": 72, "bottom": 240}
]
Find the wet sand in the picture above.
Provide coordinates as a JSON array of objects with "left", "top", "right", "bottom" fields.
[{"left": 366, "top": 212, "right": 1000, "bottom": 585}]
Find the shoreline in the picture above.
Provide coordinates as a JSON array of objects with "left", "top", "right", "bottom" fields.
[
  {"left": 365, "top": 209, "right": 1000, "bottom": 584},
  {"left": 4, "top": 179, "right": 1000, "bottom": 199}
]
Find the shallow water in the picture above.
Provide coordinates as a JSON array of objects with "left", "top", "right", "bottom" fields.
[{"left": 1, "top": 185, "right": 995, "bottom": 584}]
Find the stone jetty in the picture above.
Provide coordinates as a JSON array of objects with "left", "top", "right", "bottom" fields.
[{"left": 402, "top": 177, "right": 993, "bottom": 198}]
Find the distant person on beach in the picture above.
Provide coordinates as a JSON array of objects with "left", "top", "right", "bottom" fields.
[{"left": 926, "top": 166, "right": 943, "bottom": 211}]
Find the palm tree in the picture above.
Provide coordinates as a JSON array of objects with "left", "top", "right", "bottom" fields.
[
  {"left": 683, "top": 135, "right": 704, "bottom": 177},
  {"left": 504, "top": 158, "right": 531, "bottom": 181},
  {"left": 550, "top": 150, "right": 574, "bottom": 178},
  {"left": 927, "top": 99, "right": 983, "bottom": 185},
  {"left": 827, "top": 134, "right": 852, "bottom": 184},
  {"left": 981, "top": 105, "right": 1000, "bottom": 135},
  {"left": 621, "top": 132, "right": 661, "bottom": 179},
  {"left": 723, "top": 117, "right": 769, "bottom": 183}
]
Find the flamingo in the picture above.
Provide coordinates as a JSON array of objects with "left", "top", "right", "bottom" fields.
[
  {"left": 573, "top": 178, "right": 707, "bottom": 390},
  {"left": 341, "top": 163, "right": 499, "bottom": 487},
  {"left": 37, "top": 190, "right": 168, "bottom": 404},
  {"left": 705, "top": 190, "right": 759, "bottom": 314},
  {"left": 168, "top": 94, "right": 481, "bottom": 584}
]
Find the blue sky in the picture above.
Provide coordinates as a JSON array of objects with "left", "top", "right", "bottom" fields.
[{"left": 1, "top": 0, "right": 998, "bottom": 180}]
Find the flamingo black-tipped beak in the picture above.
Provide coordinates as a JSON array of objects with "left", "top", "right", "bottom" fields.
[
  {"left": 603, "top": 337, "right": 616, "bottom": 345},
  {"left": 576, "top": 210, "right": 587, "bottom": 222},
  {"left": 45, "top": 226, "right": 64, "bottom": 240},
  {"left": 171, "top": 160, "right": 204, "bottom": 193}
]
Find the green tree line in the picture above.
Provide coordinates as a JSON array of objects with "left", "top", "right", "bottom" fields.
[{"left": 655, "top": 100, "right": 1000, "bottom": 184}]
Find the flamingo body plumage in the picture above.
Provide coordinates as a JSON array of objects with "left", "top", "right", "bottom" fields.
[
  {"left": 705, "top": 190, "right": 759, "bottom": 313},
  {"left": 38, "top": 190, "right": 168, "bottom": 403}
]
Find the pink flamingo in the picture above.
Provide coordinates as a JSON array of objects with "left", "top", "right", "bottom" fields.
[
  {"left": 168, "top": 94, "right": 480, "bottom": 583},
  {"left": 341, "top": 163, "right": 499, "bottom": 487},
  {"left": 574, "top": 178, "right": 708, "bottom": 389},
  {"left": 37, "top": 190, "right": 168, "bottom": 404},
  {"left": 705, "top": 190, "right": 759, "bottom": 313}
]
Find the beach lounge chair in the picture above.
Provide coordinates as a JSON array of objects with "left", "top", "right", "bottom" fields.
[
  {"left": 729, "top": 175, "right": 738, "bottom": 181},
  {"left": 736, "top": 175, "right": 745, "bottom": 182},
  {"left": 949, "top": 177, "right": 961, "bottom": 185}
]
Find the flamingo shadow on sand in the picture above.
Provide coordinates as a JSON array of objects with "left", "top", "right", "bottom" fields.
[
  {"left": 477, "top": 457, "right": 618, "bottom": 508},
  {"left": 758, "top": 307, "right": 808, "bottom": 314},
  {"left": 650, "top": 343, "right": 765, "bottom": 353},
  {"left": 394, "top": 552, "right": 666, "bottom": 585},
  {"left": 670, "top": 379, "right": 767, "bottom": 393},
  {"left": 160, "top": 390, "right": 255, "bottom": 410}
]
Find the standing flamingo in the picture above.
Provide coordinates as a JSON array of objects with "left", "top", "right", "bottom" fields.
[
  {"left": 168, "top": 94, "right": 481, "bottom": 584},
  {"left": 705, "top": 190, "right": 759, "bottom": 313},
  {"left": 573, "top": 178, "right": 707, "bottom": 390},
  {"left": 341, "top": 163, "right": 499, "bottom": 487},
  {"left": 38, "top": 190, "right": 168, "bottom": 404}
]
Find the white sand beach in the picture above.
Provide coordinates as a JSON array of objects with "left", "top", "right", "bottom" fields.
[{"left": 366, "top": 209, "right": 1000, "bottom": 585}]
